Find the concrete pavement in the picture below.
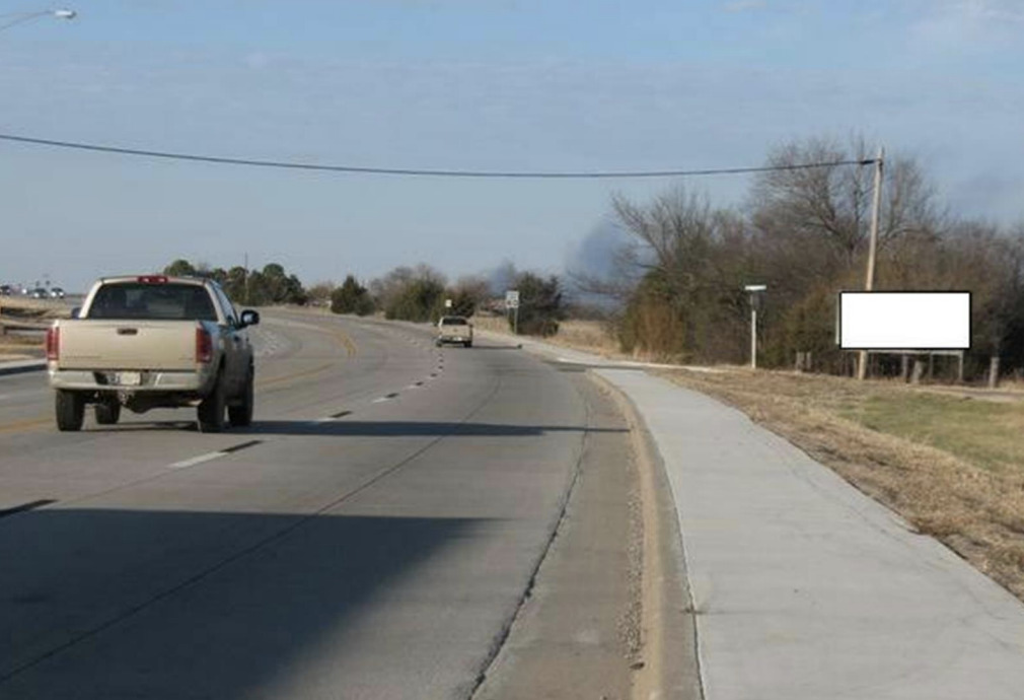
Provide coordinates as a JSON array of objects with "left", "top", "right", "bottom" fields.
[
  {"left": 0, "top": 313, "right": 639, "bottom": 699},
  {"left": 489, "top": 331, "right": 1024, "bottom": 700}
]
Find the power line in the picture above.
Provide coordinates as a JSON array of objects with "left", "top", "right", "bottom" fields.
[{"left": 0, "top": 132, "right": 876, "bottom": 179}]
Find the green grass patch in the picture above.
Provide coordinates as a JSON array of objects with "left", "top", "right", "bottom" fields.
[{"left": 840, "top": 393, "right": 1024, "bottom": 475}]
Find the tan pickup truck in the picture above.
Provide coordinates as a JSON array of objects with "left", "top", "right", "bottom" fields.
[
  {"left": 435, "top": 316, "right": 473, "bottom": 347},
  {"left": 46, "top": 275, "right": 260, "bottom": 433}
]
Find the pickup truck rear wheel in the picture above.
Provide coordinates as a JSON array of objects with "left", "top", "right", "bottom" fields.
[
  {"left": 55, "top": 390, "right": 85, "bottom": 432},
  {"left": 228, "top": 370, "right": 254, "bottom": 428},
  {"left": 197, "top": 372, "right": 226, "bottom": 433},
  {"left": 95, "top": 401, "right": 121, "bottom": 425}
]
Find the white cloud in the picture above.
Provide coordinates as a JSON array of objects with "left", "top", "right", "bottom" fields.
[{"left": 910, "top": 0, "right": 1024, "bottom": 47}]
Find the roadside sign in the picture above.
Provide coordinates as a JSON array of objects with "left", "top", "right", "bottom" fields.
[
  {"left": 505, "top": 290, "right": 519, "bottom": 309},
  {"left": 444, "top": 298, "right": 453, "bottom": 309}
]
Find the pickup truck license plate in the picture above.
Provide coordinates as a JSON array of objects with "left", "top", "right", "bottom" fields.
[{"left": 117, "top": 372, "right": 142, "bottom": 386}]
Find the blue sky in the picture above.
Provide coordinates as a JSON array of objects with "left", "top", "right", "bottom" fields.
[{"left": 1, "top": 0, "right": 1022, "bottom": 292}]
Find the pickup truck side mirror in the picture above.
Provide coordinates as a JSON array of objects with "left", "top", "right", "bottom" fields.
[
  {"left": 239, "top": 310, "right": 260, "bottom": 327},
  {"left": 70, "top": 307, "right": 81, "bottom": 319}
]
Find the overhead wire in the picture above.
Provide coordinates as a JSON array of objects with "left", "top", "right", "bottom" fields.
[{"left": 0, "top": 132, "right": 876, "bottom": 179}]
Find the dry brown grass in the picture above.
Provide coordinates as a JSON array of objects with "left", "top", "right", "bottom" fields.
[
  {"left": 658, "top": 367, "right": 1024, "bottom": 602},
  {"left": 0, "top": 296, "right": 71, "bottom": 327},
  {"left": 471, "top": 315, "right": 630, "bottom": 359}
]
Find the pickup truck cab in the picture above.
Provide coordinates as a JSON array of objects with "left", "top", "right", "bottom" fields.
[
  {"left": 47, "top": 275, "right": 260, "bottom": 433},
  {"left": 436, "top": 316, "right": 473, "bottom": 348}
]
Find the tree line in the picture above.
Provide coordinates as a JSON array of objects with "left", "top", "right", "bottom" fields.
[
  {"left": 324, "top": 264, "right": 567, "bottom": 336},
  {"left": 162, "top": 259, "right": 308, "bottom": 306},
  {"left": 578, "top": 136, "right": 1024, "bottom": 382},
  {"left": 160, "top": 258, "right": 569, "bottom": 336}
]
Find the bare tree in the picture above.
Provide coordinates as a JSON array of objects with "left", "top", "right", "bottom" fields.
[{"left": 750, "top": 136, "right": 942, "bottom": 271}]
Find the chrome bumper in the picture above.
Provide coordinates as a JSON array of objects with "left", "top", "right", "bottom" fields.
[{"left": 48, "top": 365, "right": 215, "bottom": 394}]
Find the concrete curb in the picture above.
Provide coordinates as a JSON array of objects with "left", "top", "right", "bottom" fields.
[
  {"left": 0, "top": 361, "right": 46, "bottom": 378},
  {"left": 590, "top": 371, "right": 703, "bottom": 700}
]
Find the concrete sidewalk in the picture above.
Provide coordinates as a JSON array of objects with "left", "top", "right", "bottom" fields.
[{"left": 491, "top": 332, "right": 1024, "bottom": 700}]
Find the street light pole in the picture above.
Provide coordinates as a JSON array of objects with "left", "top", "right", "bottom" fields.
[{"left": 857, "top": 146, "right": 885, "bottom": 381}]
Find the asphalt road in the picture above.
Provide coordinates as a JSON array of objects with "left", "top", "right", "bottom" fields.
[{"left": 0, "top": 311, "right": 617, "bottom": 699}]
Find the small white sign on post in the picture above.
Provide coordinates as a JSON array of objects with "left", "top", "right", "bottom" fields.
[
  {"left": 505, "top": 290, "right": 519, "bottom": 309},
  {"left": 444, "top": 298, "right": 453, "bottom": 309}
]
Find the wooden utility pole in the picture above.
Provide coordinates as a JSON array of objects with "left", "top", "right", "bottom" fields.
[{"left": 857, "top": 147, "right": 885, "bottom": 381}]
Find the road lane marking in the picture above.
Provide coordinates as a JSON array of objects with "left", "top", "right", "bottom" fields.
[
  {"left": 0, "top": 416, "right": 51, "bottom": 434},
  {"left": 169, "top": 452, "right": 224, "bottom": 469},
  {"left": 0, "top": 499, "right": 57, "bottom": 519},
  {"left": 315, "top": 410, "right": 352, "bottom": 423},
  {"left": 257, "top": 362, "right": 336, "bottom": 389},
  {"left": 220, "top": 439, "right": 263, "bottom": 454},
  {"left": 168, "top": 440, "right": 263, "bottom": 469}
]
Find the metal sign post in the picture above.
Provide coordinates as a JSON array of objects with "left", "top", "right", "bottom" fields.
[
  {"left": 505, "top": 290, "right": 520, "bottom": 335},
  {"left": 744, "top": 285, "right": 767, "bottom": 369}
]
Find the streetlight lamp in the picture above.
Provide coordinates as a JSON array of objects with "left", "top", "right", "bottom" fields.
[
  {"left": 0, "top": 8, "right": 77, "bottom": 33},
  {"left": 744, "top": 284, "right": 767, "bottom": 369}
]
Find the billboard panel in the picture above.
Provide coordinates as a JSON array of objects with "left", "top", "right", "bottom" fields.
[{"left": 838, "top": 292, "right": 971, "bottom": 350}]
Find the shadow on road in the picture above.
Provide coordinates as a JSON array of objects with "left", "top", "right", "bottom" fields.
[{"left": 1, "top": 508, "right": 480, "bottom": 698}]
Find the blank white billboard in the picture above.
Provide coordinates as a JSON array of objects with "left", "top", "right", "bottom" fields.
[{"left": 839, "top": 292, "right": 971, "bottom": 350}]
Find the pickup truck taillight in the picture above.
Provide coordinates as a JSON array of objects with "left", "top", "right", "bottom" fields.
[
  {"left": 46, "top": 326, "right": 60, "bottom": 361},
  {"left": 195, "top": 327, "right": 213, "bottom": 364}
]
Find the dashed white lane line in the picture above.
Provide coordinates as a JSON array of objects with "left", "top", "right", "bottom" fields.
[
  {"left": 169, "top": 452, "right": 225, "bottom": 469},
  {"left": 168, "top": 440, "right": 263, "bottom": 469},
  {"left": 315, "top": 410, "right": 353, "bottom": 423}
]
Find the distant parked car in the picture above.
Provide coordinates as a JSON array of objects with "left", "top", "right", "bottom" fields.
[
  {"left": 50, "top": 287, "right": 66, "bottom": 299},
  {"left": 0, "top": 284, "right": 11, "bottom": 296},
  {"left": 31, "top": 288, "right": 49, "bottom": 299}
]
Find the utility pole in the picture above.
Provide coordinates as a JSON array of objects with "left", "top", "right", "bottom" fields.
[{"left": 857, "top": 146, "right": 885, "bottom": 381}]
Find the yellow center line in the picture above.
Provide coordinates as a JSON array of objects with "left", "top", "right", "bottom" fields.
[
  {"left": 255, "top": 319, "right": 357, "bottom": 387},
  {"left": 256, "top": 362, "right": 337, "bottom": 388},
  {"left": 0, "top": 416, "right": 51, "bottom": 434}
]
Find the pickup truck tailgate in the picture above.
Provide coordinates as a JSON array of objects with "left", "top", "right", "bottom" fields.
[{"left": 57, "top": 321, "right": 200, "bottom": 371}]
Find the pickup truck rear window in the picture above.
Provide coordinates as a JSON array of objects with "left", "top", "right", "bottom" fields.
[
  {"left": 88, "top": 283, "right": 218, "bottom": 321},
  {"left": 440, "top": 317, "right": 469, "bottom": 326}
]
